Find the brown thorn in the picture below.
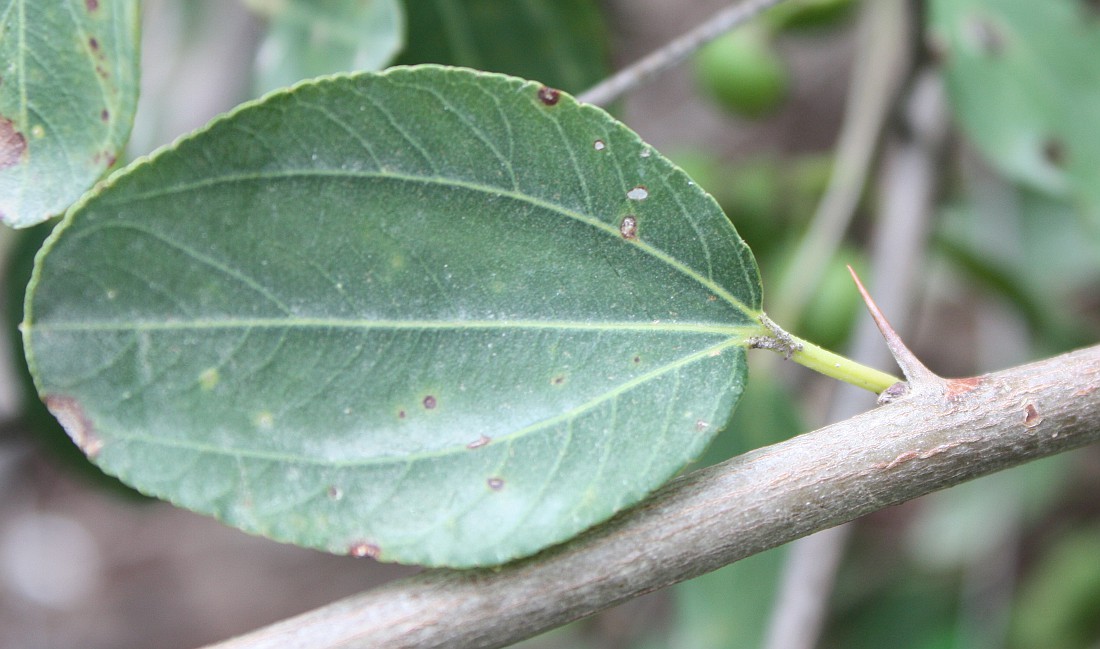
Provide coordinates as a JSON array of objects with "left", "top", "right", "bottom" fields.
[{"left": 847, "top": 266, "right": 942, "bottom": 389}]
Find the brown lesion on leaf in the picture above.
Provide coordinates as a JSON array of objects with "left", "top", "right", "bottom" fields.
[
  {"left": 0, "top": 117, "right": 27, "bottom": 170},
  {"left": 537, "top": 86, "right": 561, "bottom": 106},
  {"left": 44, "top": 395, "right": 103, "bottom": 459},
  {"left": 86, "top": 0, "right": 99, "bottom": 10},
  {"left": 348, "top": 542, "right": 381, "bottom": 559},
  {"left": 619, "top": 215, "right": 638, "bottom": 240},
  {"left": 466, "top": 435, "right": 491, "bottom": 449}
]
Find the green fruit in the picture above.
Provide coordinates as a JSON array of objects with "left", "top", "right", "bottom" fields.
[
  {"left": 766, "top": 0, "right": 857, "bottom": 32},
  {"left": 693, "top": 26, "right": 790, "bottom": 119}
]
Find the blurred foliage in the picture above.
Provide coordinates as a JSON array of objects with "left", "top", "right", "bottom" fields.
[
  {"left": 395, "top": 0, "right": 610, "bottom": 94},
  {"left": 927, "top": 0, "right": 1100, "bottom": 229},
  {"left": 246, "top": 0, "right": 404, "bottom": 94}
]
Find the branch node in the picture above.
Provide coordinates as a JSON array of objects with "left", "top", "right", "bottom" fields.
[{"left": 750, "top": 313, "right": 803, "bottom": 359}]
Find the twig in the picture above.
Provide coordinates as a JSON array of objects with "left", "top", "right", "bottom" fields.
[
  {"left": 201, "top": 345, "right": 1100, "bottom": 649},
  {"left": 576, "top": 0, "right": 790, "bottom": 107}
]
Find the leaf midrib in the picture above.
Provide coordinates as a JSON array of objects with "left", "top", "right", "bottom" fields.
[
  {"left": 96, "top": 337, "right": 748, "bottom": 468},
  {"left": 29, "top": 318, "right": 762, "bottom": 336},
  {"left": 93, "top": 167, "right": 758, "bottom": 317}
]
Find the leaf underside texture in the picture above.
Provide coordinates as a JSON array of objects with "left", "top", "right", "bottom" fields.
[{"left": 24, "top": 66, "right": 763, "bottom": 567}]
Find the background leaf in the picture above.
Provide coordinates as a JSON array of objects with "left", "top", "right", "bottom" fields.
[
  {"left": 24, "top": 65, "right": 763, "bottom": 567},
  {"left": 0, "top": 0, "right": 140, "bottom": 228},
  {"left": 396, "top": 0, "right": 610, "bottom": 94},
  {"left": 247, "top": 0, "right": 404, "bottom": 95},
  {"left": 927, "top": 0, "right": 1100, "bottom": 226}
]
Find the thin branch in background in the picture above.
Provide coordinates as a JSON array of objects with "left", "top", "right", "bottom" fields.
[
  {"left": 761, "top": 67, "right": 952, "bottom": 649},
  {"left": 576, "top": 0, "right": 790, "bottom": 107},
  {"left": 764, "top": 0, "right": 911, "bottom": 330}
]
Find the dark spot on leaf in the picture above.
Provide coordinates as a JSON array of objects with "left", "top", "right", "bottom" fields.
[
  {"left": 327, "top": 485, "right": 343, "bottom": 500},
  {"left": 96, "top": 64, "right": 109, "bottom": 80},
  {"left": 88, "top": 37, "right": 99, "bottom": 51},
  {"left": 537, "top": 86, "right": 561, "bottom": 105},
  {"left": 632, "top": 355, "right": 641, "bottom": 364},
  {"left": 0, "top": 117, "right": 27, "bottom": 170},
  {"left": 44, "top": 395, "right": 103, "bottom": 459},
  {"left": 1024, "top": 404, "right": 1042, "bottom": 428},
  {"left": 348, "top": 542, "right": 381, "bottom": 559},
  {"left": 422, "top": 395, "right": 437, "bottom": 410},
  {"left": 487, "top": 477, "right": 504, "bottom": 491},
  {"left": 86, "top": 0, "right": 99, "bottom": 10},
  {"left": 467, "top": 435, "right": 491, "bottom": 449},
  {"left": 1042, "top": 138, "right": 1067, "bottom": 168},
  {"left": 965, "top": 14, "right": 1006, "bottom": 56},
  {"left": 619, "top": 215, "right": 638, "bottom": 239},
  {"left": 100, "top": 108, "right": 109, "bottom": 122},
  {"left": 551, "top": 375, "right": 566, "bottom": 385}
]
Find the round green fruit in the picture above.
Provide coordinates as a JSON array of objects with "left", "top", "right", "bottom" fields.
[{"left": 693, "top": 27, "right": 790, "bottom": 119}]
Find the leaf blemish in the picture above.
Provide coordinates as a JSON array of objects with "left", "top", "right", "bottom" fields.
[
  {"left": 348, "top": 542, "right": 381, "bottom": 559},
  {"left": 619, "top": 215, "right": 638, "bottom": 239},
  {"left": 467, "top": 435, "right": 491, "bottom": 449},
  {"left": 551, "top": 374, "right": 566, "bottom": 385},
  {"left": 537, "top": 86, "right": 561, "bottom": 106},
  {"left": 255, "top": 411, "right": 275, "bottom": 429},
  {"left": 695, "top": 420, "right": 709, "bottom": 432},
  {"left": 88, "top": 37, "right": 99, "bottom": 51},
  {"left": 100, "top": 109, "right": 109, "bottom": 122},
  {"left": 422, "top": 395, "right": 437, "bottom": 410},
  {"left": 45, "top": 395, "right": 103, "bottom": 459},
  {"left": 627, "top": 186, "right": 649, "bottom": 200},
  {"left": 487, "top": 477, "right": 505, "bottom": 491},
  {"left": 86, "top": 0, "right": 99, "bottom": 10},
  {"left": 327, "top": 485, "right": 344, "bottom": 501},
  {"left": 0, "top": 117, "right": 27, "bottom": 170},
  {"left": 593, "top": 139, "right": 606, "bottom": 151},
  {"left": 198, "top": 368, "right": 220, "bottom": 391},
  {"left": 398, "top": 409, "right": 407, "bottom": 419},
  {"left": 632, "top": 355, "right": 641, "bottom": 364}
]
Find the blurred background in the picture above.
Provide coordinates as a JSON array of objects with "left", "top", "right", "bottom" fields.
[{"left": 1, "top": 0, "right": 1099, "bottom": 647}]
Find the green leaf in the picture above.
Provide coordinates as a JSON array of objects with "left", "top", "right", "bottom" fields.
[
  {"left": 396, "top": 0, "right": 609, "bottom": 94},
  {"left": 0, "top": 0, "right": 140, "bottom": 228},
  {"left": 247, "top": 0, "right": 405, "bottom": 95},
  {"left": 23, "top": 65, "right": 763, "bottom": 567},
  {"left": 928, "top": 0, "right": 1100, "bottom": 224}
]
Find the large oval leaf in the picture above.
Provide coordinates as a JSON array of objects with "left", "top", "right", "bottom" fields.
[
  {"left": 23, "top": 65, "right": 763, "bottom": 567},
  {"left": 0, "top": 0, "right": 140, "bottom": 228}
]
